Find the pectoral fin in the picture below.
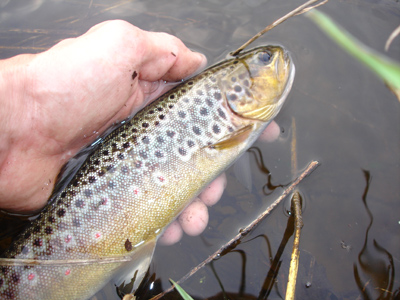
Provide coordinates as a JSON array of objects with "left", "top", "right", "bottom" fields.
[{"left": 208, "top": 125, "right": 253, "bottom": 150}]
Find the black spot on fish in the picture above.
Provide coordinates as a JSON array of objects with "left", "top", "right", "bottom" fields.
[
  {"left": 45, "top": 227, "right": 53, "bottom": 234},
  {"left": 132, "top": 71, "right": 138, "bottom": 80},
  {"left": 139, "top": 150, "right": 148, "bottom": 159},
  {"left": 73, "top": 218, "right": 81, "bottom": 227},
  {"left": 213, "top": 124, "right": 221, "bottom": 134},
  {"left": 233, "top": 60, "right": 239, "bottom": 64},
  {"left": 121, "top": 133, "right": 127, "bottom": 138},
  {"left": 234, "top": 85, "right": 242, "bottom": 92},
  {"left": 181, "top": 89, "right": 187, "bottom": 94},
  {"left": 61, "top": 192, "right": 67, "bottom": 198},
  {"left": 228, "top": 126, "right": 234, "bottom": 132},
  {"left": 155, "top": 150, "right": 164, "bottom": 158},
  {"left": 88, "top": 176, "right": 96, "bottom": 183},
  {"left": 167, "top": 130, "right": 176, "bottom": 138},
  {"left": 21, "top": 246, "right": 29, "bottom": 255},
  {"left": 75, "top": 199, "right": 85, "bottom": 208},
  {"left": 94, "top": 160, "right": 100, "bottom": 166},
  {"left": 132, "top": 128, "right": 138, "bottom": 133},
  {"left": 154, "top": 121, "right": 160, "bottom": 126},
  {"left": 214, "top": 92, "right": 222, "bottom": 100},
  {"left": 206, "top": 98, "right": 213, "bottom": 107},
  {"left": 142, "top": 136, "right": 150, "bottom": 144},
  {"left": 72, "top": 180, "right": 79, "bottom": 187},
  {"left": 57, "top": 208, "right": 66, "bottom": 217},
  {"left": 112, "top": 143, "right": 117, "bottom": 148},
  {"left": 157, "top": 136, "right": 164, "bottom": 144},
  {"left": 178, "top": 147, "right": 187, "bottom": 156},
  {"left": 125, "top": 239, "right": 133, "bottom": 251},
  {"left": 159, "top": 114, "right": 165, "bottom": 120},
  {"left": 121, "top": 165, "right": 129, "bottom": 174},
  {"left": 142, "top": 122, "right": 149, "bottom": 128},
  {"left": 103, "top": 150, "right": 109, "bottom": 156},
  {"left": 98, "top": 170, "right": 105, "bottom": 177},
  {"left": 243, "top": 79, "right": 250, "bottom": 87},
  {"left": 169, "top": 104, "right": 174, "bottom": 109},
  {"left": 200, "top": 107, "right": 208, "bottom": 116},
  {"left": 188, "top": 81, "right": 194, "bottom": 86},
  {"left": 231, "top": 76, "right": 237, "bottom": 82},
  {"left": 210, "top": 76, "right": 216, "bottom": 82},
  {"left": 34, "top": 226, "right": 41, "bottom": 233},
  {"left": 84, "top": 189, "right": 93, "bottom": 198},
  {"left": 3, "top": 290, "right": 15, "bottom": 299},
  {"left": 171, "top": 52, "right": 176, "bottom": 57},
  {"left": 24, "top": 232, "right": 31, "bottom": 239},
  {"left": 218, "top": 108, "right": 226, "bottom": 119},
  {"left": 33, "top": 239, "right": 42, "bottom": 247},
  {"left": 11, "top": 273, "right": 20, "bottom": 283},
  {"left": 169, "top": 94, "right": 175, "bottom": 99},
  {"left": 157, "top": 107, "right": 163, "bottom": 112},
  {"left": 228, "top": 94, "right": 237, "bottom": 101},
  {"left": 187, "top": 140, "right": 195, "bottom": 148},
  {"left": 106, "top": 165, "right": 114, "bottom": 172},
  {"left": 135, "top": 161, "right": 142, "bottom": 168},
  {"left": 178, "top": 111, "right": 186, "bottom": 118},
  {"left": 149, "top": 110, "right": 154, "bottom": 114},
  {"left": 193, "top": 126, "right": 201, "bottom": 135},
  {"left": 118, "top": 153, "right": 125, "bottom": 160}
]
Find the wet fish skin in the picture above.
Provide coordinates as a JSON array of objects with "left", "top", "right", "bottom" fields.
[{"left": 0, "top": 45, "right": 294, "bottom": 299}]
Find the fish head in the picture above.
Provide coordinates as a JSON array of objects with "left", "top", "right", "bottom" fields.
[{"left": 220, "top": 45, "right": 295, "bottom": 122}]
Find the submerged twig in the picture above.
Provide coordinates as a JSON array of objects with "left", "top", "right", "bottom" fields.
[
  {"left": 150, "top": 160, "right": 319, "bottom": 300},
  {"left": 231, "top": 0, "right": 328, "bottom": 56},
  {"left": 285, "top": 117, "right": 303, "bottom": 300},
  {"left": 285, "top": 191, "right": 303, "bottom": 300}
]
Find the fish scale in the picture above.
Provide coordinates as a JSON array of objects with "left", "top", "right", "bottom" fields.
[{"left": 0, "top": 45, "right": 294, "bottom": 299}]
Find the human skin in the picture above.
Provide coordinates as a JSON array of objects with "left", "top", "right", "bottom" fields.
[{"left": 0, "top": 20, "right": 280, "bottom": 245}]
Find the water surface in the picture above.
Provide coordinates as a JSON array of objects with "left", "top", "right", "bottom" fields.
[{"left": 1, "top": 0, "right": 399, "bottom": 299}]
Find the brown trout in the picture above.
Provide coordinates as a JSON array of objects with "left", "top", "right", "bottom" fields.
[{"left": 0, "top": 45, "right": 294, "bottom": 299}]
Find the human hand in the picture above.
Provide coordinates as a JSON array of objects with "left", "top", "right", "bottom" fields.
[{"left": 0, "top": 20, "right": 205, "bottom": 213}]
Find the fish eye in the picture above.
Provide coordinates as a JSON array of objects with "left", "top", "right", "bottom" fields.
[{"left": 258, "top": 51, "right": 271, "bottom": 64}]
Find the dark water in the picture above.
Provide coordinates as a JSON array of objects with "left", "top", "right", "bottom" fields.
[{"left": 1, "top": 0, "right": 399, "bottom": 299}]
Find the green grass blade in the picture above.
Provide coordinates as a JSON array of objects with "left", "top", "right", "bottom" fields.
[
  {"left": 169, "top": 279, "right": 194, "bottom": 300},
  {"left": 307, "top": 9, "right": 400, "bottom": 99}
]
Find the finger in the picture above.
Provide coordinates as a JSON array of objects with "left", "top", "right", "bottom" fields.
[
  {"left": 159, "top": 220, "right": 183, "bottom": 246},
  {"left": 179, "top": 198, "right": 209, "bottom": 236},
  {"left": 199, "top": 173, "right": 227, "bottom": 207},
  {"left": 139, "top": 31, "right": 207, "bottom": 82},
  {"left": 258, "top": 120, "right": 281, "bottom": 143}
]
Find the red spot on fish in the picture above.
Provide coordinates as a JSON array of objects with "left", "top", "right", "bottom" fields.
[
  {"left": 158, "top": 176, "right": 165, "bottom": 182},
  {"left": 101, "top": 198, "right": 107, "bottom": 205},
  {"left": 95, "top": 232, "right": 102, "bottom": 239},
  {"left": 65, "top": 235, "right": 72, "bottom": 243},
  {"left": 134, "top": 189, "right": 139, "bottom": 194},
  {"left": 65, "top": 269, "right": 71, "bottom": 276},
  {"left": 28, "top": 273, "right": 35, "bottom": 280}
]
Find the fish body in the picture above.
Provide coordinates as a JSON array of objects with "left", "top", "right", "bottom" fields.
[{"left": 0, "top": 46, "right": 294, "bottom": 299}]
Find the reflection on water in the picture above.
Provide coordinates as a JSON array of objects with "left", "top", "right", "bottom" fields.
[
  {"left": 354, "top": 170, "right": 398, "bottom": 300},
  {"left": 0, "top": 0, "right": 399, "bottom": 299}
]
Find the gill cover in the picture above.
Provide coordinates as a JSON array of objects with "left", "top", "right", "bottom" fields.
[{"left": 220, "top": 46, "right": 294, "bottom": 121}]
